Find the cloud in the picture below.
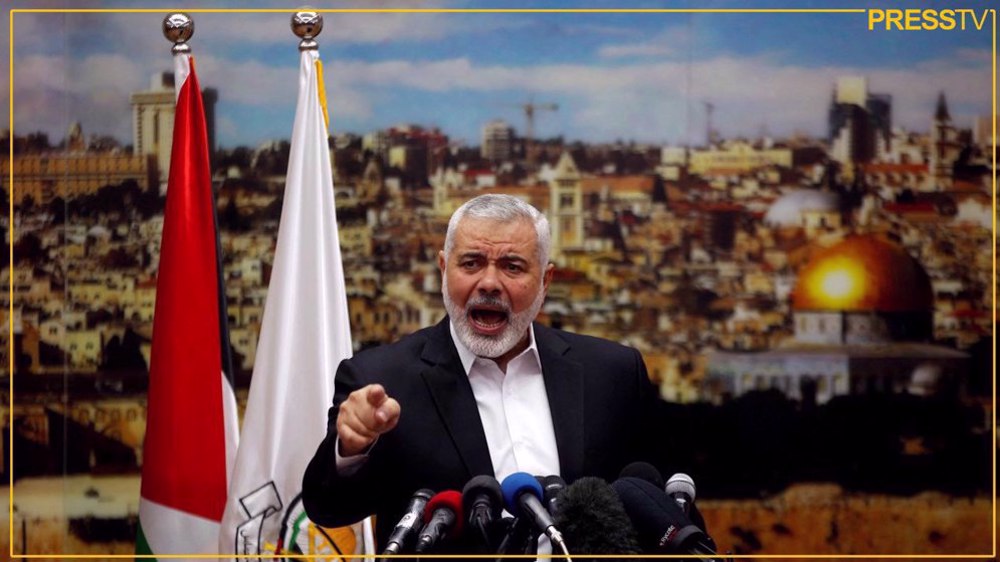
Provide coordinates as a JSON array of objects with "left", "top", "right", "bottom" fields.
[
  {"left": 953, "top": 48, "right": 993, "bottom": 63},
  {"left": 598, "top": 42, "right": 677, "bottom": 59},
  {"left": 12, "top": 53, "right": 146, "bottom": 140},
  {"left": 7, "top": 8, "right": 993, "bottom": 146},
  {"left": 597, "top": 26, "right": 694, "bottom": 59},
  {"left": 545, "top": 22, "right": 639, "bottom": 38},
  {"left": 324, "top": 51, "right": 992, "bottom": 142},
  {"left": 195, "top": 55, "right": 296, "bottom": 106}
]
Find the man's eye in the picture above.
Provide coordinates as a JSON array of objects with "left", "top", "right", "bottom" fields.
[{"left": 505, "top": 263, "right": 525, "bottom": 273}]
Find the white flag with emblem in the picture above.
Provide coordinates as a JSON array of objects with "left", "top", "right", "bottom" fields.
[{"left": 218, "top": 47, "right": 373, "bottom": 559}]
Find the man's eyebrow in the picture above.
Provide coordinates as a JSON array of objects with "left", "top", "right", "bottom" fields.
[{"left": 455, "top": 251, "right": 529, "bottom": 262}]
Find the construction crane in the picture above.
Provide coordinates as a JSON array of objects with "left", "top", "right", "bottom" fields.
[
  {"left": 703, "top": 100, "right": 715, "bottom": 147},
  {"left": 520, "top": 100, "right": 559, "bottom": 145},
  {"left": 511, "top": 99, "right": 558, "bottom": 166}
]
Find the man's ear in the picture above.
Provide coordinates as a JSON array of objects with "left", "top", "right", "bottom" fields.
[
  {"left": 438, "top": 250, "right": 446, "bottom": 273},
  {"left": 542, "top": 262, "right": 554, "bottom": 292}
]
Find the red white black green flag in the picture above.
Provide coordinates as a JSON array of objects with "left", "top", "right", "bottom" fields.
[{"left": 136, "top": 52, "right": 239, "bottom": 559}]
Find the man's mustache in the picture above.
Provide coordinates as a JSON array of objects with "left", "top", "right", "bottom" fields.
[{"left": 465, "top": 295, "right": 511, "bottom": 313}]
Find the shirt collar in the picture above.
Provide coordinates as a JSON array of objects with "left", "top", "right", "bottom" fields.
[{"left": 449, "top": 320, "right": 540, "bottom": 376}]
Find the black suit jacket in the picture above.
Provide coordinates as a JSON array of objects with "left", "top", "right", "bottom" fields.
[{"left": 302, "top": 318, "right": 658, "bottom": 550}]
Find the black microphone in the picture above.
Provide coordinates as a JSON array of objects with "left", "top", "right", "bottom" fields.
[
  {"left": 462, "top": 475, "right": 503, "bottom": 550},
  {"left": 381, "top": 488, "right": 433, "bottom": 556},
  {"left": 552, "top": 476, "right": 641, "bottom": 556},
  {"left": 414, "top": 490, "right": 463, "bottom": 553},
  {"left": 500, "top": 472, "right": 569, "bottom": 555},
  {"left": 538, "top": 475, "right": 566, "bottom": 517},
  {"left": 610, "top": 476, "right": 718, "bottom": 558},
  {"left": 666, "top": 472, "right": 696, "bottom": 516},
  {"left": 619, "top": 461, "right": 665, "bottom": 489}
]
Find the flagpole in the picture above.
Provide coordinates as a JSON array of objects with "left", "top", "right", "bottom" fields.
[
  {"left": 266, "top": 12, "right": 324, "bottom": 558},
  {"left": 137, "top": 10, "right": 240, "bottom": 558}
]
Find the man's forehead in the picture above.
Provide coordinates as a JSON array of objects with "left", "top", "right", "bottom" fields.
[{"left": 453, "top": 216, "right": 538, "bottom": 251}]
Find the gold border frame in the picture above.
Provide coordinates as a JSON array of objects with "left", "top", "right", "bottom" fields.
[{"left": 6, "top": 5, "right": 997, "bottom": 560}]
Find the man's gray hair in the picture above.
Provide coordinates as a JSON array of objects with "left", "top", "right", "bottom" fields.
[{"left": 444, "top": 194, "right": 551, "bottom": 267}]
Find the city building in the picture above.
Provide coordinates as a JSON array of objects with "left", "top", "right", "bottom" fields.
[
  {"left": 928, "top": 92, "right": 962, "bottom": 189},
  {"left": 706, "top": 235, "right": 968, "bottom": 405},
  {"left": 764, "top": 188, "right": 843, "bottom": 234},
  {"left": 3, "top": 149, "right": 156, "bottom": 205},
  {"left": 828, "top": 76, "right": 892, "bottom": 171},
  {"left": 548, "top": 151, "right": 585, "bottom": 262},
  {"left": 481, "top": 119, "right": 515, "bottom": 162},
  {"left": 130, "top": 72, "right": 216, "bottom": 187},
  {"left": 687, "top": 139, "right": 793, "bottom": 176},
  {"left": 972, "top": 114, "right": 998, "bottom": 148}
]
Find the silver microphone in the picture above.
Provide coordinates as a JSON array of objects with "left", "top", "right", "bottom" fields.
[{"left": 665, "top": 472, "right": 696, "bottom": 515}]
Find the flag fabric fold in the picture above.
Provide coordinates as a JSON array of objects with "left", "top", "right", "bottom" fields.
[
  {"left": 137, "top": 53, "right": 240, "bottom": 559},
  {"left": 219, "top": 49, "right": 373, "bottom": 559}
]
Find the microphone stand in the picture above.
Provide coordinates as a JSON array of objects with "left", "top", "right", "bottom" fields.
[
  {"left": 493, "top": 517, "right": 532, "bottom": 562},
  {"left": 494, "top": 519, "right": 573, "bottom": 562}
]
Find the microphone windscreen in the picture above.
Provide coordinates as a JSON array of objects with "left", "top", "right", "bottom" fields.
[
  {"left": 553, "top": 477, "right": 641, "bottom": 556},
  {"left": 611, "top": 477, "right": 705, "bottom": 554},
  {"left": 413, "top": 488, "right": 435, "bottom": 502},
  {"left": 500, "top": 472, "right": 543, "bottom": 518},
  {"left": 619, "top": 461, "right": 664, "bottom": 489},
  {"left": 462, "top": 475, "right": 503, "bottom": 518},
  {"left": 665, "top": 472, "right": 696, "bottom": 501},
  {"left": 423, "top": 490, "right": 464, "bottom": 537}
]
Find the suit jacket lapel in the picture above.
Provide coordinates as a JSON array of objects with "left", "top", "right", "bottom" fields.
[
  {"left": 534, "top": 324, "right": 585, "bottom": 481},
  {"left": 419, "top": 319, "right": 494, "bottom": 479}
]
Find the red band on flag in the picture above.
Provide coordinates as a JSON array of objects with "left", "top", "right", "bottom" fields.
[{"left": 141, "top": 58, "right": 229, "bottom": 522}]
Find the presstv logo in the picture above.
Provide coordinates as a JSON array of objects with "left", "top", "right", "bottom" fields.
[{"left": 867, "top": 9, "right": 992, "bottom": 31}]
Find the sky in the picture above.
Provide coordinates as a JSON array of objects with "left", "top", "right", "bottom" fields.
[{"left": 3, "top": 0, "right": 996, "bottom": 149}]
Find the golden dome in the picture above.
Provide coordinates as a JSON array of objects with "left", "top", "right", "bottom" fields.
[{"left": 792, "top": 235, "right": 933, "bottom": 312}]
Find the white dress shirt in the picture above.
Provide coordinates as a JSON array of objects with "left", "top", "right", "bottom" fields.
[
  {"left": 450, "top": 322, "right": 561, "bottom": 483},
  {"left": 451, "top": 322, "right": 559, "bottom": 558}
]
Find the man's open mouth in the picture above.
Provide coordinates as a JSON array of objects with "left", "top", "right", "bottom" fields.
[{"left": 468, "top": 307, "right": 509, "bottom": 335}]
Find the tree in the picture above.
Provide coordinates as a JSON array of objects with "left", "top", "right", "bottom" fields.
[
  {"left": 17, "top": 194, "right": 36, "bottom": 214},
  {"left": 650, "top": 174, "right": 668, "bottom": 204},
  {"left": 219, "top": 197, "right": 249, "bottom": 233},
  {"left": 13, "top": 232, "right": 44, "bottom": 264},
  {"left": 47, "top": 196, "right": 66, "bottom": 225}
]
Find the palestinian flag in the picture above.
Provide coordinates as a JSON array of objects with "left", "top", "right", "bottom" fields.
[{"left": 136, "top": 52, "right": 239, "bottom": 559}]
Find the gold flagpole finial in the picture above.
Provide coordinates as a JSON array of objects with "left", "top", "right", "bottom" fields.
[
  {"left": 292, "top": 11, "right": 323, "bottom": 51},
  {"left": 163, "top": 12, "right": 194, "bottom": 54}
]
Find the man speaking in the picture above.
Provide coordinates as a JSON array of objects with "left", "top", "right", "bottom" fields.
[{"left": 302, "top": 194, "right": 658, "bottom": 552}]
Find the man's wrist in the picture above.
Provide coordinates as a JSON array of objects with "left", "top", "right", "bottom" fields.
[{"left": 334, "top": 435, "right": 377, "bottom": 476}]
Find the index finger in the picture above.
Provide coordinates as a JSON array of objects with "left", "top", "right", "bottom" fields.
[{"left": 366, "top": 384, "right": 387, "bottom": 408}]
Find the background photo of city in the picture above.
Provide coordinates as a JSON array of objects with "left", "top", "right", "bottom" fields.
[{"left": 2, "top": 3, "right": 996, "bottom": 557}]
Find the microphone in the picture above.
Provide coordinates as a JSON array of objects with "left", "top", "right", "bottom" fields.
[
  {"left": 500, "top": 472, "right": 569, "bottom": 555},
  {"left": 610, "top": 476, "right": 718, "bottom": 558},
  {"left": 666, "top": 472, "right": 696, "bottom": 516},
  {"left": 619, "top": 461, "right": 665, "bottom": 489},
  {"left": 462, "top": 475, "right": 503, "bottom": 550},
  {"left": 538, "top": 475, "right": 566, "bottom": 517},
  {"left": 381, "top": 488, "right": 433, "bottom": 555},
  {"left": 552, "top": 476, "right": 641, "bottom": 556},
  {"left": 414, "top": 490, "right": 463, "bottom": 553}
]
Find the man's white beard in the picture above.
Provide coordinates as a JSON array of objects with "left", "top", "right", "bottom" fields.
[{"left": 443, "top": 277, "right": 546, "bottom": 359}]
